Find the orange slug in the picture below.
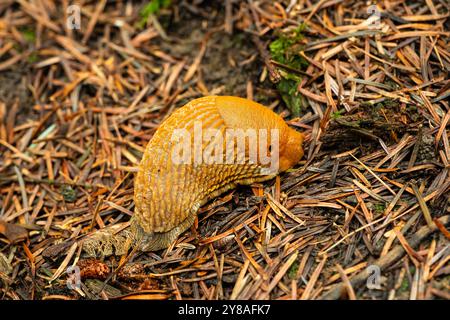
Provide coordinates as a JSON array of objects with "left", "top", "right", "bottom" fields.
[{"left": 82, "top": 96, "right": 304, "bottom": 257}]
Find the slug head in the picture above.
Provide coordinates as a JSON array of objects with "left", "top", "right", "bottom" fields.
[
  {"left": 279, "top": 127, "right": 304, "bottom": 172},
  {"left": 215, "top": 96, "right": 304, "bottom": 173}
]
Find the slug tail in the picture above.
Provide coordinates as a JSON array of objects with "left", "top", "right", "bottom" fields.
[
  {"left": 81, "top": 220, "right": 140, "bottom": 258},
  {"left": 81, "top": 212, "right": 198, "bottom": 257}
]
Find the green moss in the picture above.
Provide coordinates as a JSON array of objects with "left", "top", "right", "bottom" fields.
[
  {"left": 331, "top": 110, "right": 345, "bottom": 119},
  {"left": 374, "top": 203, "right": 386, "bottom": 214},
  {"left": 399, "top": 275, "right": 410, "bottom": 292},
  {"left": 269, "top": 24, "right": 308, "bottom": 116},
  {"left": 60, "top": 185, "right": 77, "bottom": 202},
  {"left": 269, "top": 24, "right": 307, "bottom": 70},
  {"left": 28, "top": 52, "right": 39, "bottom": 63},
  {"left": 288, "top": 260, "right": 299, "bottom": 279},
  {"left": 141, "top": 0, "right": 171, "bottom": 16},
  {"left": 137, "top": 0, "right": 171, "bottom": 29},
  {"left": 21, "top": 27, "right": 36, "bottom": 43},
  {"left": 276, "top": 78, "right": 304, "bottom": 116}
]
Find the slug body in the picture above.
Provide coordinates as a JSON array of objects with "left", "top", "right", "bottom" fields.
[{"left": 83, "top": 96, "right": 303, "bottom": 257}]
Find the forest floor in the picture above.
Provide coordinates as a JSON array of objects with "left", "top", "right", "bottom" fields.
[{"left": 0, "top": 0, "right": 449, "bottom": 300}]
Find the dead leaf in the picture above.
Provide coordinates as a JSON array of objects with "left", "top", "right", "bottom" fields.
[{"left": 0, "top": 220, "right": 28, "bottom": 243}]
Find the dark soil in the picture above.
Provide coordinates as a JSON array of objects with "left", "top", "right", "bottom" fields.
[
  {"left": 0, "top": 64, "right": 35, "bottom": 123},
  {"left": 158, "top": 4, "right": 277, "bottom": 105}
]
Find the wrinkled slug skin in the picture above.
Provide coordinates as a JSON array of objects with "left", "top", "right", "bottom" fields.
[{"left": 134, "top": 96, "right": 304, "bottom": 246}]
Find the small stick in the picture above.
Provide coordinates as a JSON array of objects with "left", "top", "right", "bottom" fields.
[{"left": 252, "top": 35, "right": 281, "bottom": 83}]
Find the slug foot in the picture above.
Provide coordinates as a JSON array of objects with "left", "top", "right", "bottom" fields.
[{"left": 80, "top": 213, "right": 198, "bottom": 258}]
